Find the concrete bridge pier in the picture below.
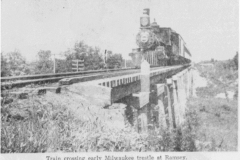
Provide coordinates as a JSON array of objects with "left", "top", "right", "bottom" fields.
[
  {"left": 166, "top": 79, "right": 177, "bottom": 129},
  {"left": 168, "top": 67, "right": 194, "bottom": 128},
  {"left": 190, "top": 67, "right": 194, "bottom": 96},
  {"left": 184, "top": 69, "right": 190, "bottom": 98},
  {"left": 109, "top": 64, "right": 194, "bottom": 134},
  {"left": 173, "top": 71, "right": 187, "bottom": 126},
  {"left": 121, "top": 66, "right": 195, "bottom": 133},
  {"left": 172, "top": 76, "right": 182, "bottom": 127},
  {"left": 163, "top": 84, "right": 173, "bottom": 129},
  {"left": 177, "top": 71, "right": 187, "bottom": 124},
  {"left": 187, "top": 67, "right": 194, "bottom": 98},
  {"left": 123, "top": 60, "right": 151, "bottom": 133},
  {"left": 122, "top": 92, "right": 151, "bottom": 133},
  {"left": 149, "top": 83, "right": 170, "bottom": 131}
]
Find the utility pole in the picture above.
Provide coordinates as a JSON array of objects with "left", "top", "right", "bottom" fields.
[
  {"left": 104, "top": 50, "right": 107, "bottom": 64},
  {"left": 104, "top": 49, "right": 107, "bottom": 69},
  {"left": 52, "top": 53, "right": 65, "bottom": 73},
  {"left": 53, "top": 54, "right": 56, "bottom": 73}
]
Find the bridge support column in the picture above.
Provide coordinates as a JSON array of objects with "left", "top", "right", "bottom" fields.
[
  {"left": 185, "top": 67, "right": 194, "bottom": 98},
  {"left": 187, "top": 68, "right": 193, "bottom": 97},
  {"left": 130, "top": 92, "right": 149, "bottom": 133},
  {"left": 172, "top": 76, "right": 181, "bottom": 127},
  {"left": 166, "top": 69, "right": 189, "bottom": 129},
  {"left": 185, "top": 69, "right": 190, "bottom": 98},
  {"left": 166, "top": 79, "right": 176, "bottom": 129},
  {"left": 187, "top": 69, "right": 190, "bottom": 97},
  {"left": 124, "top": 94, "right": 150, "bottom": 133},
  {"left": 183, "top": 70, "right": 188, "bottom": 103},
  {"left": 178, "top": 71, "right": 187, "bottom": 123},
  {"left": 183, "top": 70, "right": 189, "bottom": 114},
  {"left": 121, "top": 65, "right": 194, "bottom": 133},
  {"left": 121, "top": 96, "right": 143, "bottom": 132},
  {"left": 127, "top": 60, "right": 151, "bottom": 133},
  {"left": 150, "top": 83, "right": 168, "bottom": 130},
  {"left": 190, "top": 67, "right": 194, "bottom": 96},
  {"left": 173, "top": 71, "right": 187, "bottom": 126}
]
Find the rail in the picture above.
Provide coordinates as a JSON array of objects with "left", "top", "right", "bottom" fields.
[
  {"left": 1, "top": 67, "right": 138, "bottom": 89},
  {"left": 1, "top": 67, "right": 134, "bottom": 82},
  {"left": 1, "top": 65, "right": 190, "bottom": 90}
]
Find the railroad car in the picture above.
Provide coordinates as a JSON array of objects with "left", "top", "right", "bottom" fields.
[{"left": 129, "top": 9, "right": 191, "bottom": 68}]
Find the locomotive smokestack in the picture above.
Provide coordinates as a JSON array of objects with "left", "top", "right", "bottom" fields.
[{"left": 143, "top": 8, "right": 150, "bottom": 15}]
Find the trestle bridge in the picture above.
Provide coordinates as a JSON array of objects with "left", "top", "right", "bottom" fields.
[{"left": 1, "top": 63, "right": 194, "bottom": 132}]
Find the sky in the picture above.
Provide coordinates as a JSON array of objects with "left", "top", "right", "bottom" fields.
[{"left": 1, "top": 0, "right": 239, "bottom": 62}]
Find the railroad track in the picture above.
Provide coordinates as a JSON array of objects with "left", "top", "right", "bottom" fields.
[
  {"left": 1, "top": 68, "right": 136, "bottom": 89},
  {"left": 1, "top": 68, "right": 137, "bottom": 82},
  {"left": 1, "top": 64, "right": 190, "bottom": 104},
  {"left": 1, "top": 65, "right": 189, "bottom": 90}
]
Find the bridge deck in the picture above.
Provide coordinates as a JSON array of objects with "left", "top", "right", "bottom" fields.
[{"left": 65, "top": 65, "right": 189, "bottom": 106}]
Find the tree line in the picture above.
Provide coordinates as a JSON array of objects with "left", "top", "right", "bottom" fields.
[{"left": 1, "top": 41, "right": 128, "bottom": 77}]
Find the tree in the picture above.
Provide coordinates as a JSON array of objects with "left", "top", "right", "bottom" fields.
[
  {"left": 55, "top": 59, "right": 69, "bottom": 73},
  {"left": 1, "top": 52, "right": 10, "bottom": 77},
  {"left": 64, "top": 41, "right": 104, "bottom": 71},
  {"left": 106, "top": 53, "right": 123, "bottom": 69},
  {"left": 33, "top": 50, "right": 53, "bottom": 74},
  {"left": 4, "top": 50, "right": 30, "bottom": 76},
  {"left": 84, "top": 47, "right": 104, "bottom": 70},
  {"left": 233, "top": 51, "right": 238, "bottom": 69}
]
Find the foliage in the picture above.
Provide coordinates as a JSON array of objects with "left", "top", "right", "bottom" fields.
[
  {"left": 59, "top": 41, "right": 105, "bottom": 72},
  {"left": 71, "top": 41, "right": 104, "bottom": 70},
  {"left": 187, "top": 97, "right": 238, "bottom": 151},
  {"left": 191, "top": 59, "right": 238, "bottom": 151},
  {"left": 1, "top": 51, "right": 31, "bottom": 76},
  {"left": 3, "top": 86, "right": 235, "bottom": 153},
  {"left": 125, "top": 59, "right": 135, "bottom": 68},
  {"left": 33, "top": 50, "right": 54, "bottom": 74},
  {"left": 1, "top": 41, "right": 127, "bottom": 75},
  {"left": 233, "top": 51, "right": 238, "bottom": 69},
  {"left": 84, "top": 50, "right": 105, "bottom": 70},
  {"left": 1, "top": 52, "right": 10, "bottom": 77},
  {"left": 196, "top": 56, "right": 238, "bottom": 101},
  {"left": 1, "top": 92, "right": 199, "bottom": 153},
  {"left": 106, "top": 53, "right": 123, "bottom": 69},
  {"left": 60, "top": 41, "right": 123, "bottom": 71},
  {"left": 55, "top": 59, "right": 71, "bottom": 73}
]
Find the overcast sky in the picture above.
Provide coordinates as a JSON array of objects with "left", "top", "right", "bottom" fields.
[{"left": 1, "top": 0, "right": 239, "bottom": 62}]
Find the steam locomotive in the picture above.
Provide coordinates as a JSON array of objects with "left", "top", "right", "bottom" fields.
[{"left": 129, "top": 9, "right": 191, "bottom": 68}]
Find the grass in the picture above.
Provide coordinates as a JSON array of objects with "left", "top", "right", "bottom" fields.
[
  {"left": 187, "top": 96, "right": 238, "bottom": 151},
  {"left": 186, "top": 64, "right": 238, "bottom": 151},
  {"left": 1, "top": 89, "right": 199, "bottom": 152}
]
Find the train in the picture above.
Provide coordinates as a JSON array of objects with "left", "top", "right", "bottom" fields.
[{"left": 129, "top": 8, "right": 191, "bottom": 68}]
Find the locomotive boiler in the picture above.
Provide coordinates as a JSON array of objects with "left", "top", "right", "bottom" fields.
[{"left": 129, "top": 8, "right": 191, "bottom": 68}]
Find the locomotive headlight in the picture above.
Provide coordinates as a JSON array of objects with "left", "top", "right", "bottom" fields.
[{"left": 141, "top": 17, "right": 149, "bottom": 26}]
